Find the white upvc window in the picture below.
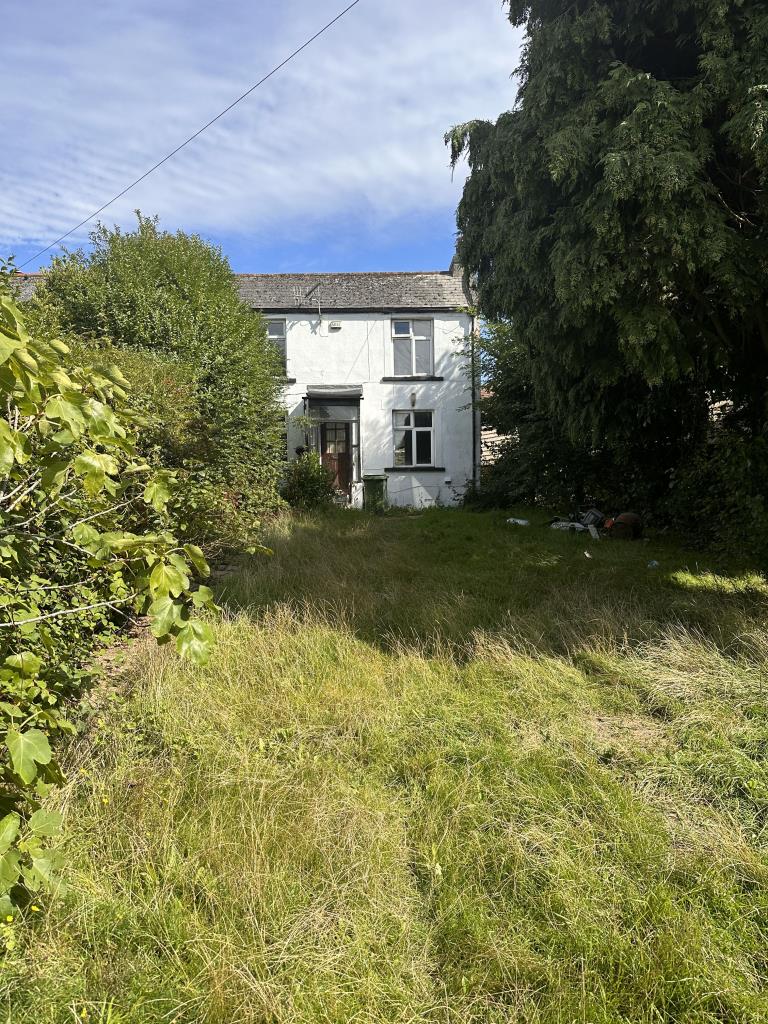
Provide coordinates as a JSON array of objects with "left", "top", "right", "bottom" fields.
[
  {"left": 393, "top": 410, "right": 434, "bottom": 467},
  {"left": 267, "top": 319, "right": 287, "bottom": 371},
  {"left": 392, "top": 319, "right": 433, "bottom": 376}
]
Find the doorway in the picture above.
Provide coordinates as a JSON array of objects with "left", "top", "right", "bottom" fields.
[{"left": 320, "top": 421, "right": 353, "bottom": 498}]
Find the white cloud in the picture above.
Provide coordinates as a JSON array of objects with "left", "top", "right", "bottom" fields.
[{"left": 3, "top": 0, "right": 522, "bottom": 259}]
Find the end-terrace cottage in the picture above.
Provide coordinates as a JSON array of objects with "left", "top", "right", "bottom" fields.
[
  {"left": 15, "top": 261, "right": 479, "bottom": 508},
  {"left": 241, "top": 261, "right": 478, "bottom": 508}
]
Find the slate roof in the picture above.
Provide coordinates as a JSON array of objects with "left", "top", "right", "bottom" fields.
[
  {"left": 11, "top": 273, "right": 42, "bottom": 302},
  {"left": 12, "top": 262, "right": 473, "bottom": 312},
  {"left": 236, "top": 264, "right": 472, "bottom": 312}
]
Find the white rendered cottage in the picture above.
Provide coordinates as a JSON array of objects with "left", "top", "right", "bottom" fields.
[
  {"left": 15, "top": 262, "right": 479, "bottom": 508},
  {"left": 237, "top": 262, "right": 479, "bottom": 508}
]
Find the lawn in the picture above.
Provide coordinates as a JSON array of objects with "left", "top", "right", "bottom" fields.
[{"left": 4, "top": 509, "right": 768, "bottom": 1024}]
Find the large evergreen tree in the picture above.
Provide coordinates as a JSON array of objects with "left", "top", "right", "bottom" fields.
[{"left": 449, "top": 0, "right": 768, "bottom": 438}]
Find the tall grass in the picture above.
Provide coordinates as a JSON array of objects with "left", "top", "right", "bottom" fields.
[{"left": 3, "top": 510, "right": 767, "bottom": 1023}]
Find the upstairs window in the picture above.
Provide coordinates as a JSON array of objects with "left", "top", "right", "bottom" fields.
[
  {"left": 392, "top": 320, "right": 433, "bottom": 376},
  {"left": 393, "top": 410, "right": 434, "bottom": 467},
  {"left": 267, "top": 319, "right": 287, "bottom": 371}
]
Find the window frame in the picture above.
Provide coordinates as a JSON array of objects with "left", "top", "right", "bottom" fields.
[
  {"left": 392, "top": 409, "right": 435, "bottom": 468},
  {"left": 266, "top": 318, "right": 287, "bottom": 372},
  {"left": 391, "top": 318, "right": 434, "bottom": 377}
]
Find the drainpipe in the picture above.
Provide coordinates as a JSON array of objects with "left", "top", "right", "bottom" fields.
[
  {"left": 470, "top": 314, "right": 479, "bottom": 487},
  {"left": 302, "top": 395, "right": 310, "bottom": 450}
]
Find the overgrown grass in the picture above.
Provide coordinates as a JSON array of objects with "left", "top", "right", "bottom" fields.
[{"left": 4, "top": 510, "right": 768, "bottom": 1023}]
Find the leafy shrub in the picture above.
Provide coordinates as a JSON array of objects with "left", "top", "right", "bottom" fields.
[
  {"left": 281, "top": 452, "right": 336, "bottom": 511},
  {"left": 0, "top": 278, "right": 216, "bottom": 912},
  {"left": 26, "top": 214, "right": 286, "bottom": 548},
  {"left": 66, "top": 341, "right": 262, "bottom": 554},
  {"left": 65, "top": 340, "right": 202, "bottom": 468},
  {"left": 664, "top": 429, "right": 768, "bottom": 560},
  {"left": 471, "top": 320, "right": 716, "bottom": 524}
]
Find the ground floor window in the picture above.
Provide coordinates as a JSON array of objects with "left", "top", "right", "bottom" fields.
[{"left": 393, "top": 410, "right": 434, "bottom": 467}]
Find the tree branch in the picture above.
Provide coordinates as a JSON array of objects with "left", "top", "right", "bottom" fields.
[{"left": 0, "top": 597, "right": 134, "bottom": 628}]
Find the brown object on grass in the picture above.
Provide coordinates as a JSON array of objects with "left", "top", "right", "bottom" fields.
[{"left": 608, "top": 512, "right": 643, "bottom": 540}]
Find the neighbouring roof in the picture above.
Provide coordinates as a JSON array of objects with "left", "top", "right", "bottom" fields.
[
  {"left": 11, "top": 261, "right": 473, "bottom": 313},
  {"left": 11, "top": 272, "right": 42, "bottom": 302}
]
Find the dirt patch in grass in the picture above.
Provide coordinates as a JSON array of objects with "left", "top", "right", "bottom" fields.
[{"left": 588, "top": 712, "right": 670, "bottom": 752}]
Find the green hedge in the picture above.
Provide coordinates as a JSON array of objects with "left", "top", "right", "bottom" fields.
[{"left": 26, "top": 215, "right": 286, "bottom": 552}]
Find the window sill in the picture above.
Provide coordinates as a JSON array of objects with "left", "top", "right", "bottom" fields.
[
  {"left": 385, "top": 466, "right": 446, "bottom": 473},
  {"left": 381, "top": 376, "right": 444, "bottom": 383}
]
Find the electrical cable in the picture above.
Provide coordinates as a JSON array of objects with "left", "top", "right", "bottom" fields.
[{"left": 19, "top": 0, "right": 364, "bottom": 269}]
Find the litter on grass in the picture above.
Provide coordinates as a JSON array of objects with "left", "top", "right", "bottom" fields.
[
  {"left": 507, "top": 518, "right": 531, "bottom": 526},
  {"left": 550, "top": 520, "right": 588, "bottom": 533}
]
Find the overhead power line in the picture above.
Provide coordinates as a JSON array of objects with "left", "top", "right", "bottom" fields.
[{"left": 19, "top": 0, "right": 364, "bottom": 269}]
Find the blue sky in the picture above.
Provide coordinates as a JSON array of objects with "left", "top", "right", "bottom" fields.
[{"left": 3, "top": 1, "right": 522, "bottom": 274}]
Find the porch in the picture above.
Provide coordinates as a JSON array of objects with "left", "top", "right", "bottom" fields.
[{"left": 303, "top": 386, "right": 362, "bottom": 506}]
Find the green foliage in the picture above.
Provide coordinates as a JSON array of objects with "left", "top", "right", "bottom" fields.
[
  {"left": 474, "top": 321, "right": 709, "bottom": 514},
  {"left": 0, "top": 275, "right": 215, "bottom": 909},
  {"left": 451, "top": 1, "right": 768, "bottom": 545},
  {"left": 27, "top": 214, "right": 286, "bottom": 549},
  {"left": 281, "top": 451, "right": 336, "bottom": 511},
  {"left": 664, "top": 429, "right": 768, "bottom": 559}
]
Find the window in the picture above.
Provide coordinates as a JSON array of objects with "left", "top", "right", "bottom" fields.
[
  {"left": 267, "top": 319, "right": 287, "bottom": 371},
  {"left": 392, "top": 320, "right": 433, "bottom": 376},
  {"left": 393, "top": 410, "right": 434, "bottom": 467}
]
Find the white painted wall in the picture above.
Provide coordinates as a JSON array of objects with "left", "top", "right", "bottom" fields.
[{"left": 276, "top": 312, "right": 477, "bottom": 508}]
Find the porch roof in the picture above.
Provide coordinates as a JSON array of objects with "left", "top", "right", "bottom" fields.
[{"left": 305, "top": 385, "right": 363, "bottom": 401}]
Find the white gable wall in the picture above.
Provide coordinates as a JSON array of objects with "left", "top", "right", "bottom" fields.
[{"left": 277, "top": 311, "right": 477, "bottom": 508}]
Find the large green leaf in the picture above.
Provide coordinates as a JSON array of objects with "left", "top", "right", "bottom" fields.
[
  {"left": 0, "top": 813, "right": 20, "bottom": 856},
  {"left": 4, "top": 651, "right": 42, "bottom": 677},
  {"left": 183, "top": 544, "right": 210, "bottom": 577},
  {"left": 150, "top": 561, "right": 188, "bottom": 598},
  {"left": 0, "top": 421, "right": 27, "bottom": 476},
  {"left": 45, "top": 395, "right": 86, "bottom": 434},
  {"left": 0, "top": 336, "right": 20, "bottom": 365},
  {"left": 28, "top": 809, "right": 63, "bottom": 838},
  {"left": 6, "top": 728, "right": 53, "bottom": 785},
  {"left": 39, "top": 457, "right": 70, "bottom": 492},
  {"left": 176, "top": 620, "right": 214, "bottom": 665},
  {"left": 191, "top": 585, "right": 215, "bottom": 609},
  {"left": 148, "top": 595, "right": 182, "bottom": 638},
  {"left": 73, "top": 450, "right": 119, "bottom": 494},
  {"left": 144, "top": 473, "right": 173, "bottom": 512},
  {"left": 0, "top": 851, "right": 21, "bottom": 894}
]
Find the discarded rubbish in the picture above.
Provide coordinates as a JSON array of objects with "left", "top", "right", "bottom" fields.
[
  {"left": 549, "top": 508, "right": 605, "bottom": 535},
  {"left": 548, "top": 508, "right": 644, "bottom": 540},
  {"left": 607, "top": 512, "right": 644, "bottom": 540},
  {"left": 507, "top": 518, "right": 530, "bottom": 526},
  {"left": 584, "top": 551, "right": 593, "bottom": 559},
  {"left": 581, "top": 508, "right": 605, "bottom": 527},
  {"left": 647, "top": 560, "right": 660, "bottom": 569}
]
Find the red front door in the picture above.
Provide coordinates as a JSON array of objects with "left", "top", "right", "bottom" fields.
[{"left": 321, "top": 422, "right": 352, "bottom": 498}]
